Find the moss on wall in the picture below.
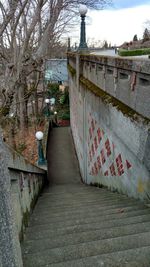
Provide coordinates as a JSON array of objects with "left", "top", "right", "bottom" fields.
[
  {"left": 79, "top": 75, "right": 150, "bottom": 125},
  {"left": 68, "top": 52, "right": 150, "bottom": 75},
  {"left": 19, "top": 180, "right": 44, "bottom": 242},
  {"left": 19, "top": 209, "right": 30, "bottom": 242},
  {"left": 67, "top": 64, "right": 76, "bottom": 77},
  {"left": 67, "top": 63, "right": 150, "bottom": 125}
]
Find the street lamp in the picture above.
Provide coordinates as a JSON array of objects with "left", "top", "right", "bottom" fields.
[
  {"left": 67, "top": 37, "right": 71, "bottom": 51},
  {"left": 35, "top": 131, "right": 46, "bottom": 165},
  {"left": 45, "top": 99, "right": 50, "bottom": 104},
  {"left": 54, "top": 111, "right": 58, "bottom": 124},
  {"left": 9, "top": 112, "right": 14, "bottom": 118},
  {"left": 8, "top": 112, "right": 16, "bottom": 148},
  {"left": 45, "top": 98, "right": 50, "bottom": 117},
  {"left": 78, "top": 4, "right": 88, "bottom": 51}
]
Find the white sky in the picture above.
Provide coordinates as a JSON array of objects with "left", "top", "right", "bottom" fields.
[{"left": 86, "top": 4, "right": 150, "bottom": 46}]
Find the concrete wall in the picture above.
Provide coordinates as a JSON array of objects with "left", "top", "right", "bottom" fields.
[
  {"left": 69, "top": 53, "right": 150, "bottom": 119},
  {"left": 68, "top": 53, "right": 150, "bottom": 202},
  {"left": 0, "top": 132, "right": 23, "bottom": 267},
  {"left": 11, "top": 170, "right": 45, "bottom": 241},
  {"left": 5, "top": 143, "right": 46, "bottom": 241}
]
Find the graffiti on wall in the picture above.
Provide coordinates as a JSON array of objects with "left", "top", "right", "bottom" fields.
[{"left": 87, "top": 112, "right": 132, "bottom": 178}]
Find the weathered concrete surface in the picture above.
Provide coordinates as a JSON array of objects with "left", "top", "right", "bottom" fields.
[
  {"left": 69, "top": 53, "right": 150, "bottom": 118},
  {"left": 68, "top": 54, "right": 150, "bottom": 202},
  {"left": 47, "top": 127, "right": 80, "bottom": 185},
  {"left": 11, "top": 170, "right": 45, "bottom": 240},
  {"left": 5, "top": 141, "right": 46, "bottom": 240},
  {"left": 7, "top": 143, "right": 46, "bottom": 174},
  {"left": 0, "top": 127, "right": 47, "bottom": 267},
  {"left": 0, "top": 131, "right": 23, "bottom": 267},
  {"left": 22, "top": 127, "right": 150, "bottom": 267}
]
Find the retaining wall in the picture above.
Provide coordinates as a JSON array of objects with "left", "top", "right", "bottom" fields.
[
  {"left": 68, "top": 53, "right": 150, "bottom": 201},
  {"left": 7, "top": 144, "right": 46, "bottom": 240}
]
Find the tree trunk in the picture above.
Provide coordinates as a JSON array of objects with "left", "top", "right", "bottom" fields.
[{"left": 18, "top": 82, "right": 28, "bottom": 136}]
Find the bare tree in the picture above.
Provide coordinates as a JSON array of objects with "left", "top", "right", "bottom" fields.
[{"left": 0, "top": 0, "right": 112, "bottom": 135}]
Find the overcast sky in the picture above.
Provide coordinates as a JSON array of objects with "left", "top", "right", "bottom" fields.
[
  {"left": 112, "top": 0, "right": 150, "bottom": 8},
  {"left": 85, "top": 0, "right": 150, "bottom": 46}
]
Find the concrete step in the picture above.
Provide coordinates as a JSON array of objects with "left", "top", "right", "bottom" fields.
[
  {"left": 23, "top": 232, "right": 150, "bottom": 266},
  {"left": 22, "top": 221, "right": 150, "bottom": 253},
  {"left": 38, "top": 188, "right": 133, "bottom": 200},
  {"left": 25, "top": 213, "right": 150, "bottom": 240},
  {"left": 37, "top": 194, "right": 132, "bottom": 207},
  {"left": 32, "top": 201, "right": 144, "bottom": 218},
  {"left": 37, "top": 189, "right": 138, "bottom": 200},
  {"left": 42, "top": 246, "right": 150, "bottom": 267},
  {"left": 35, "top": 197, "right": 140, "bottom": 211},
  {"left": 28, "top": 208, "right": 150, "bottom": 230},
  {"left": 43, "top": 184, "right": 121, "bottom": 194},
  {"left": 22, "top": 127, "right": 150, "bottom": 267},
  {"left": 33, "top": 198, "right": 140, "bottom": 215},
  {"left": 31, "top": 200, "right": 142, "bottom": 214},
  {"left": 30, "top": 205, "right": 149, "bottom": 226}
]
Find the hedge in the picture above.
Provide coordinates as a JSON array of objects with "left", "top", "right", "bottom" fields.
[{"left": 118, "top": 48, "right": 150, "bottom": 57}]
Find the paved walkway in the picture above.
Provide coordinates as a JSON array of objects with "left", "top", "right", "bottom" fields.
[{"left": 22, "top": 127, "right": 150, "bottom": 267}]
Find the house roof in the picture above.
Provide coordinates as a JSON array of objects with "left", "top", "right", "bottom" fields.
[{"left": 45, "top": 59, "right": 68, "bottom": 82}]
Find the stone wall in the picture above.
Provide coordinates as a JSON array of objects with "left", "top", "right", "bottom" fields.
[{"left": 68, "top": 53, "right": 150, "bottom": 202}]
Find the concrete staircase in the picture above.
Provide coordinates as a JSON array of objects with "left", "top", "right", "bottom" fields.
[{"left": 22, "top": 127, "right": 150, "bottom": 267}]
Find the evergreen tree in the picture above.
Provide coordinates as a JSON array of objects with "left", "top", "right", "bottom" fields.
[
  {"left": 143, "top": 28, "right": 150, "bottom": 42},
  {"left": 103, "top": 40, "right": 108, "bottom": 49},
  {"left": 133, "top": 34, "right": 138, "bottom": 41}
]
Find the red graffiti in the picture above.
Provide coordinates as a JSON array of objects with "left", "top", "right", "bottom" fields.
[
  {"left": 89, "top": 128, "right": 92, "bottom": 139},
  {"left": 105, "top": 139, "right": 111, "bottom": 157},
  {"left": 126, "top": 160, "right": 132, "bottom": 170},
  {"left": 101, "top": 149, "right": 106, "bottom": 165},
  {"left": 94, "top": 162, "right": 98, "bottom": 175},
  {"left": 91, "top": 119, "right": 95, "bottom": 132},
  {"left": 116, "top": 154, "right": 124, "bottom": 176},
  {"left": 97, "top": 128, "right": 102, "bottom": 143},
  {"left": 91, "top": 143, "right": 95, "bottom": 157},
  {"left": 104, "top": 170, "right": 109, "bottom": 176},
  {"left": 97, "top": 156, "right": 102, "bottom": 170},
  {"left": 89, "top": 150, "right": 92, "bottom": 161},
  {"left": 110, "top": 163, "right": 116, "bottom": 176},
  {"left": 131, "top": 72, "right": 136, "bottom": 91},
  {"left": 94, "top": 136, "right": 98, "bottom": 150}
]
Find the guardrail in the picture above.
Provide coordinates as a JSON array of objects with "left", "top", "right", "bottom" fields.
[{"left": 68, "top": 52, "right": 150, "bottom": 118}]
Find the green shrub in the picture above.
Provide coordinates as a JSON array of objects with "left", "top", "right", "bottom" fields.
[
  {"left": 47, "top": 83, "right": 59, "bottom": 97},
  {"left": 58, "top": 110, "right": 70, "bottom": 120},
  {"left": 60, "top": 113, "right": 70, "bottom": 120},
  {"left": 59, "top": 90, "right": 69, "bottom": 105},
  {"left": 118, "top": 48, "right": 150, "bottom": 57}
]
